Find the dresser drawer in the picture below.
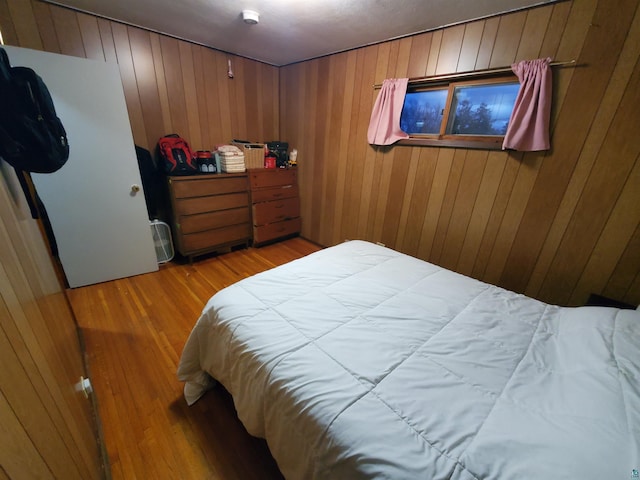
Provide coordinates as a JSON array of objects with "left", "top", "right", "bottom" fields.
[
  {"left": 175, "top": 192, "right": 249, "bottom": 216},
  {"left": 253, "top": 217, "right": 301, "bottom": 245},
  {"left": 252, "top": 198, "right": 299, "bottom": 226},
  {"left": 179, "top": 207, "right": 250, "bottom": 234},
  {"left": 251, "top": 185, "right": 298, "bottom": 203},
  {"left": 171, "top": 175, "right": 247, "bottom": 199},
  {"left": 181, "top": 223, "right": 251, "bottom": 252},
  {"left": 249, "top": 169, "right": 297, "bottom": 189}
]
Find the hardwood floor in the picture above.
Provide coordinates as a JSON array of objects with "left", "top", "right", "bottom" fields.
[{"left": 66, "top": 237, "right": 322, "bottom": 479}]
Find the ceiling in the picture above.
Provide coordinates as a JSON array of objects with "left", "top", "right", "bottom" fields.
[{"left": 45, "top": 0, "right": 560, "bottom": 66}]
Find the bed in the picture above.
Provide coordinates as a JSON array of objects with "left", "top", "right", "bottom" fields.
[{"left": 177, "top": 240, "right": 639, "bottom": 479}]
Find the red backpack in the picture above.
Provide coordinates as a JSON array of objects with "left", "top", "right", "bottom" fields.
[{"left": 158, "top": 134, "right": 198, "bottom": 175}]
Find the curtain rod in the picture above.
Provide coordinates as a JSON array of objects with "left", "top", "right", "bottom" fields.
[{"left": 373, "top": 60, "right": 576, "bottom": 89}]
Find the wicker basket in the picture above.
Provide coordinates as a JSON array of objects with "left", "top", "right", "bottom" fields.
[{"left": 231, "top": 142, "right": 265, "bottom": 169}]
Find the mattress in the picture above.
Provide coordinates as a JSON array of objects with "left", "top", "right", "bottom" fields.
[{"left": 177, "top": 240, "right": 639, "bottom": 479}]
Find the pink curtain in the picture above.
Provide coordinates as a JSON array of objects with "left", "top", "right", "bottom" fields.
[
  {"left": 367, "top": 78, "right": 410, "bottom": 146},
  {"left": 502, "top": 58, "right": 553, "bottom": 151}
]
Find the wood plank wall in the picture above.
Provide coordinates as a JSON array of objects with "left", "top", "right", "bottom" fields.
[
  {"left": 281, "top": 0, "right": 640, "bottom": 307},
  {"left": 0, "top": 163, "right": 103, "bottom": 478},
  {"left": 2, "top": 0, "right": 638, "bottom": 308},
  {"left": 0, "top": 0, "right": 279, "bottom": 153}
]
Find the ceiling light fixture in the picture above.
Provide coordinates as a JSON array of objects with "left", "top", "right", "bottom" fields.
[{"left": 242, "top": 10, "right": 260, "bottom": 25}]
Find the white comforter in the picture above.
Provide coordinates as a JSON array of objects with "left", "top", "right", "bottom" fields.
[{"left": 177, "top": 240, "right": 640, "bottom": 479}]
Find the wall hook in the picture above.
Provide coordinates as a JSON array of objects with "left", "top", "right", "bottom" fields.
[{"left": 227, "top": 59, "right": 234, "bottom": 79}]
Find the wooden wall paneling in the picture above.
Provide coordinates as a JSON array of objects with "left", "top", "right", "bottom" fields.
[
  {"left": 521, "top": 2, "right": 601, "bottom": 298},
  {"left": 624, "top": 271, "right": 640, "bottom": 306},
  {"left": 438, "top": 149, "right": 489, "bottom": 271},
  {"left": 484, "top": 152, "right": 544, "bottom": 286},
  {"left": 0, "top": 168, "right": 100, "bottom": 478},
  {"left": 538, "top": 54, "right": 640, "bottom": 305},
  {"left": 406, "top": 32, "right": 432, "bottom": 78},
  {"left": 488, "top": 11, "right": 527, "bottom": 68},
  {"left": 214, "top": 52, "right": 234, "bottom": 144},
  {"left": 416, "top": 148, "right": 455, "bottom": 260},
  {"left": 456, "top": 151, "right": 508, "bottom": 276},
  {"left": 516, "top": 6, "right": 553, "bottom": 60},
  {"left": 394, "top": 36, "right": 413, "bottom": 76},
  {"left": 242, "top": 58, "right": 259, "bottom": 140},
  {"left": 32, "top": 1, "right": 60, "bottom": 53},
  {"left": 604, "top": 222, "right": 640, "bottom": 304},
  {"left": 457, "top": 21, "right": 484, "bottom": 72},
  {"left": 538, "top": 1, "right": 572, "bottom": 59},
  {"left": 470, "top": 154, "right": 521, "bottom": 279},
  {"left": 602, "top": 223, "right": 640, "bottom": 305},
  {"left": 129, "top": 27, "right": 166, "bottom": 151},
  {"left": 201, "top": 48, "right": 224, "bottom": 146},
  {"left": 267, "top": 63, "right": 280, "bottom": 140},
  {"left": 393, "top": 147, "right": 422, "bottom": 249},
  {"left": 548, "top": 0, "right": 598, "bottom": 118},
  {"left": 178, "top": 42, "right": 202, "bottom": 149},
  {"left": 340, "top": 46, "right": 377, "bottom": 241},
  {"left": 254, "top": 61, "right": 266, "bottom": 141},
  {"left": 0, "top": 0, "right": 19, "bottom": 47},
  {"left": 286, "top": 63, "right": 307, "bottom": 237},
  {"left": 0, "top": 281, "right": 96, "bottom": 479},
  {"left": 425, "top": 29, "right": 442, "bottom": 75},
  {"left": 309, "top": 57, "right": 327, "bottom": 242},
  {"left": 145, "top": 33, "right": 173, "bottom": 139},
  {"left": 330, "top": 50, "right": 358, "bottom": 246},
  {"left": 297, "top": 61, "right": 323, "bottom": 238},
  {"left": 399, "top": 148, "right": 439, "bottom": 257},
  {"left": 110, "top": 23, "right": 147, "bottom": 147},
  {"left": 501, "top": 0, "right": 637, "bottom": 300},
  {"left": 569, "top": 156, "right": 640, "bottom": 304},
  {"left": 160, "top": 36, "right": 190, "bottom": 141},
  {"left": 435, "top": 24, "right": 464, "bottom": 74},
  {"left": 6, "top": 0, "right": 41, "bottom": 50},
  {"left": 379, "top": 147, "right": 413, "bottom": 247},
  {"left": 525, "top": 5, "right": 640, "bottom": 300},
  {"left": 0, "top": 306, "right": 83, "bottom": 480},
  {"left": 0, "top": 387, "right": 53, "bottom": 479},
  {"left": 317, "top": 54, "right": 347, "bottom": 246},
  {"left": 367, "top": 38, "right": 412, "bottom": 242},
  {"left": 474, "top": 17, "right": 500, "bottom": 70},
  {"left": 230, "top": 56, "right": 246, "bottom": 139},
  {"left": 359, "top": 42, "right": 391, "bottom": 241},
  {"left": 49, "top": 6, "right": 85, "bottom": 57},
  {"left": 372, "top": 38, "right": 412, "bottom": 244},
  {"left": 364, "top": 43, "right": 394, "bottom": 242},
  {"left": 194, "top": 47, "right": 210, "bottom": 147},
  {"left": 77, "top": 13, "right": 104, "bottom": 61},
  {"left": 429, "top": 149, "right": 467, "bottom": 264},
  {"left": 97, "top": 18, "right": 116, "bottom": 63},
  {"left": 257, "top": 63, "right": 272, "bottom": 141}
]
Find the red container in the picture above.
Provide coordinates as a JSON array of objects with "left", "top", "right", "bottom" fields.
[{"left": 264, "top": 155, "right": 276, "bottom": 169}]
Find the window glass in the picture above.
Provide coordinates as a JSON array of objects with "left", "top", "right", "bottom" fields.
[
  {"left": 400, "top": 88, "right": 448, "bottom": 135},
  {"left": 446, "top": 82, "right": 520, "bottom": 136}
]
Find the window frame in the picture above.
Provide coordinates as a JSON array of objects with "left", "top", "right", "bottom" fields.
[{"left": 398, "top": 74, "right": 520, "bottom": 150}]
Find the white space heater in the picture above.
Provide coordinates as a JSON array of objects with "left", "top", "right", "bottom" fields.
[{"left": 150, "top": 219, "right": 174, "bottom": 264}]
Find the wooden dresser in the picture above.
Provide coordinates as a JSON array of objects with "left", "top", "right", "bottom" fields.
[
  {"left": 167, "top": 173, "right": 251, "bottom": 260},
  {"left": 248, "top": 169, "right": 301, "bottom": 245}
]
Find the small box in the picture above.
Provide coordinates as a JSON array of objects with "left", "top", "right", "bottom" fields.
[{"left": 232, "top": 142, "right": 265, "bottom": 169}]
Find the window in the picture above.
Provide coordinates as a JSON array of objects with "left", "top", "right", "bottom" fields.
[{"left": 398, "top": 76, "right": 520, "bottom": 149}]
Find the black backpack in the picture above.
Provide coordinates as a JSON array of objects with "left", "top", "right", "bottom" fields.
[{"left": 0, "top": 47, "right": 69, "bottom": 173}]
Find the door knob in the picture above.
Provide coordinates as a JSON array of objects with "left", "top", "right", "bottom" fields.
[{"left": 131, "top": 184, "right": 140, "bottom": 193}]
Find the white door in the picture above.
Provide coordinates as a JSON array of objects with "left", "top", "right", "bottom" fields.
[{"left": 4, "top": 46, "right": 158, "bottom": 287}]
